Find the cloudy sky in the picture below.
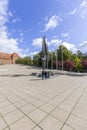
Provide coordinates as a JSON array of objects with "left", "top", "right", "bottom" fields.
[{"left": 0, "top": 0, "right": 87, "bottom": 57}]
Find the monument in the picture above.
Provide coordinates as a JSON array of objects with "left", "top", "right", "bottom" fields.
[{"left": 42, "top": 36, "right": 49, "bottom": 79}]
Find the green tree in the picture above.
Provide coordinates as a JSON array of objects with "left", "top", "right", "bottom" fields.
[
  {"left": 77, "top": 50, "right": 83, "bottom": 60},
  {"left": 57, "top": 45, "right": 72, "bottom": 61},
  {"left": 33, "top": 52, "right": 42, "bottom": 67},
  {"left": 16, "top": 56, "right": 33, "bottom": 65},
  {"left": 23, "top": 56, "right": 29, "bottom": 65},
  {"left": 16, "top": 57, "right": 23, "bottom": 64},
  {"left": 73, "top": 56, "right": 82, "bottom": 72}
]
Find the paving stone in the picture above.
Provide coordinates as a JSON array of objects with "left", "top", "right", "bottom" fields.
[
  {"left": 72, "top": 107, "right": 87, "bottom": 120},
  {"left": 7, "top": 97, "right": 21, "bottom": 103},
  {"left": 66, "top": 114, "right": 87, "bottom": 130},
  {"left": 39, "top": 115, "right": 63, "bottom": 130},
  {"left": 33, "top": 126, "right": 42, "bottom": 130},
  {"left": 10, "top": 116, "right": 35, "bottom": 130},
  {"left": 3, "top": 128, "right": 9, "bottom": 130},
  {"left": 28, "top": 109, "right": 47, "bottom": 124},
  {"left": 0, "top": 104, "right": 16, "bottom": 116},
  {"left": 62, "top": 125, "right": 74, "bottom": 130},
  {"left": 39, "top": 96, "right": 50, "bottom": 102},
  {"left": 0, "top": 97, "right": 5, "bottom": 103},
  {"left": 20, "top": 103, "right": 36, "bottom": 114},
  {"left": 58, "top": 103, "right": 73, "bottom": 112},
  {"left": 31, "top": 99, "right": 44, "bottom": 107},
  {"left": 14, "top": 100, "right": 28, "bottom": 108},
  {"left": 0, "top": 65, "right": 87, "bottom": 130},
  {"left": 26, "top": 97, "right": 44, "bottom": 107},
  {"left": 50, "top": 108, "right": 69, "bottom": 122},
  {"left": 0, "top": 116, "right": 7, "bottom": 129},
  {"left": 4, "top": 109, "right": 24, "bottom": 125},
  {"left": 40, "top": 103, "right": 54, "bottom": 113},
  {"left": 0, "top": 100, "right": 11, "bottom": 109}
]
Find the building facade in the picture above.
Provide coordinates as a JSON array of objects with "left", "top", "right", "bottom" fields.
[{"left": 0, "top": 52, "right": 19, "bottom": 64}]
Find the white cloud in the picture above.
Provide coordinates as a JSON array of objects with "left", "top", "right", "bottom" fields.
[
  {"left": 32, "top": 38, "right": 42, "bottom": 48},
  {"left": 0, "top": 0, "right": 25, "bottom": 57},
  {"left": 12, "top": 17, "right": 21, "bottom": 23},
  {"left": 19, "top": 37, "right": 24, "bottom": 43},
  {"left": 66, "top": 1, "right": 87, "bottom": 19},
  {"left": 30, "top": 51, "right": 39, "bottom": 57},
  {"left": 8, "top": 11, "right": 13, "bottom": 17},
  {"left": 44, "top": 15, "right": 62, "bottom": 32},
  {"left": 79, "top": 0, "right": 87, "bottom": 18},
  {"left": 78, "top": 41, "right": 87, "bottom": 51},
  {"left": 80, "top": 9, "right": 87, "bottom": 19},
  {"left": 0, "top": 36, "right": 23, "bottom": 53},
  {"left": 18, "top": 32, "right": 24, "bottom": 43},
  {"left": 61, "top": 32, "right": 69, "bottom": 37},
  {"left": 32, "top": 37, "right": 76, "bottom": 53},
  {"left": 28, "top": 51, "right": 40, "bottom": 58},
  {"left": 0, "top": 0, "right": 8, "bottom": 27},
  {"left": 69, "top": 9, "right": 77, "bottom": 15},
  {"left": 62, "top": 42, "right": 76, "bottom": 52},
  {"left": 81, "top": 0, "right": 87, "bottom": 7},
  {"left": 24, "top": 48, "right": 29, "bottom": 53},
  {"left": 20, "top": 33, "right": 23, "bottom": 37},
  {"left": 32, "top": 37, "right": 51, "bottom": 49},
  {"left": 49, "top": 38, "right": 62, "bottom": 47}
]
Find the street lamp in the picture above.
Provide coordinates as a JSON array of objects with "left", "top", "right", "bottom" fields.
[
  {"left": 56, "top": 49, "right": 58, "bottom": 70},
  {"left": 61, "top": 45, "right": 63, "bottom": 71}
]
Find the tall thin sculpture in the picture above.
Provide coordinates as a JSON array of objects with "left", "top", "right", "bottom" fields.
[
  {"left": 42, "top": 36, "right": 48, "bottom": 79},
  {"left": 42, "top": 36, "right": 47, "bottom": 70}
]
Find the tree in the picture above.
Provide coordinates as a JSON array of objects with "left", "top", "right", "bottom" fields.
[
  {"left": 77, "top": 50, "right": 83, "bottom": 60},
  {"left": 81, "top": 60, "right": 87, "bottom": 72},
  {"left": 64, "top": 60, "right": 74, "bottom": 71},
  {"left": 33, "top": 52, "right": 42, "bottom": 67},
  {"left": 16, "top": 56, "right": 33, "bottom": 65},
  {"left": 82, "top": 53, "right": 87, "bottom": 60},
  {"left": 57, "top": 45, "right": 72, "bottom": 61},
  {"left": 73, "top": 56, "right": 82, "bottom": 72},
  {"left": 16, "top": 57, "right": 23, "bottom": 64}
]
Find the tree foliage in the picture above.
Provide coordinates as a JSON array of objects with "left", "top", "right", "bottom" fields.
[
  {"left": 81, "top": 60, "right": 87, "bottom": 71},
  {"left": 57, "top": 45, "right": 72, "bottom": 61},
  {"left": 16, "top": 44, "right": 87, "bottom": 72},
  {"left": 16, "top": 56, "right": 33, "bottom": 65},
  {"left": 73, "top": 56, "right": 82, "bottom": 71},
  {"left": 63, "top": 60, "right": 74, "bottom": 71},
  {"left": 33, "top": 52, "right": 42, "bottom": 67}
]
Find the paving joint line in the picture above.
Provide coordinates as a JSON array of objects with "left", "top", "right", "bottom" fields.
[
  {"left": 60, "top": 80, "right": 87, "bottom": 130},
  {"left": 0, "top": 113, "right": 10, "bottom": 130},
  {"left": 0, "top": 76, "right": 84, "bottom": 129},
  {"left": 33, "top": 78, "right": 87, "bottom": 128},
  {"left": 30, "top": 81, "right": 83, "bottom": 128},
  {"left": 0, "top": 93, "right": 46, "bottom": 129}
]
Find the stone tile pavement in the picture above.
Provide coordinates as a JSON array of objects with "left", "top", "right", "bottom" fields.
[{"left": 0, "top": 64, "right": 87, "bottom": 130}]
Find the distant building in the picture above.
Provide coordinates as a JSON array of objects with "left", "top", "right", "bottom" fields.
[{"left": 0, "top": 52, "right": 19, "bottom": 64}]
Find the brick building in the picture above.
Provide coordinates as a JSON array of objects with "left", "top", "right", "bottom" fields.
[{"left": 0, "top": 52, "right": 19, "bottom": 64}]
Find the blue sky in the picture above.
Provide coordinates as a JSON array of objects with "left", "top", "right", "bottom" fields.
[{"left": 0, "top": 0, "right": 87, "bottom": 57}]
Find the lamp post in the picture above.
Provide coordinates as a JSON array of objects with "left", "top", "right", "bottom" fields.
[
  {"left": 56, "top": 49, "right": 58, "bottom": 70},
  {"left": 51, "top": 51, "right": 53, "bottom": 70},
  {"left": 61, "top": 45, "right": 63, "bottom": 71}
]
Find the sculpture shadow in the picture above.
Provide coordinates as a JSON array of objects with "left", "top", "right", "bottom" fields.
[
  {"left": 0, "top": 74, "right": 30, "bottom": 77},
  {"left": 30, "top": 78, "right": 42, "bottom": 81}
]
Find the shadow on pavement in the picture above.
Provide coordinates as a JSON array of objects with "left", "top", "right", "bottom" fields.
[
  {"left": 0, "top": 74, "right": 30, "bottom": 77},
  {"left": 30, "top": 78, "right": 42, "bottom": 81}
]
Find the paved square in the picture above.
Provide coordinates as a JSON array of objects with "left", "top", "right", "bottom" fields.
[{"left": 0, "top": 64, "right": 87, "bottom": 130}]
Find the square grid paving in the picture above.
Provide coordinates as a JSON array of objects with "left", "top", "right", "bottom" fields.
[{"left": 0, "top": 64, "right": 87, "bottom": 130}]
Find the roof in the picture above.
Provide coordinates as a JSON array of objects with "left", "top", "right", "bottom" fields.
[{"left": 0, "top": 52, "right": 19, "bottom": 59}]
